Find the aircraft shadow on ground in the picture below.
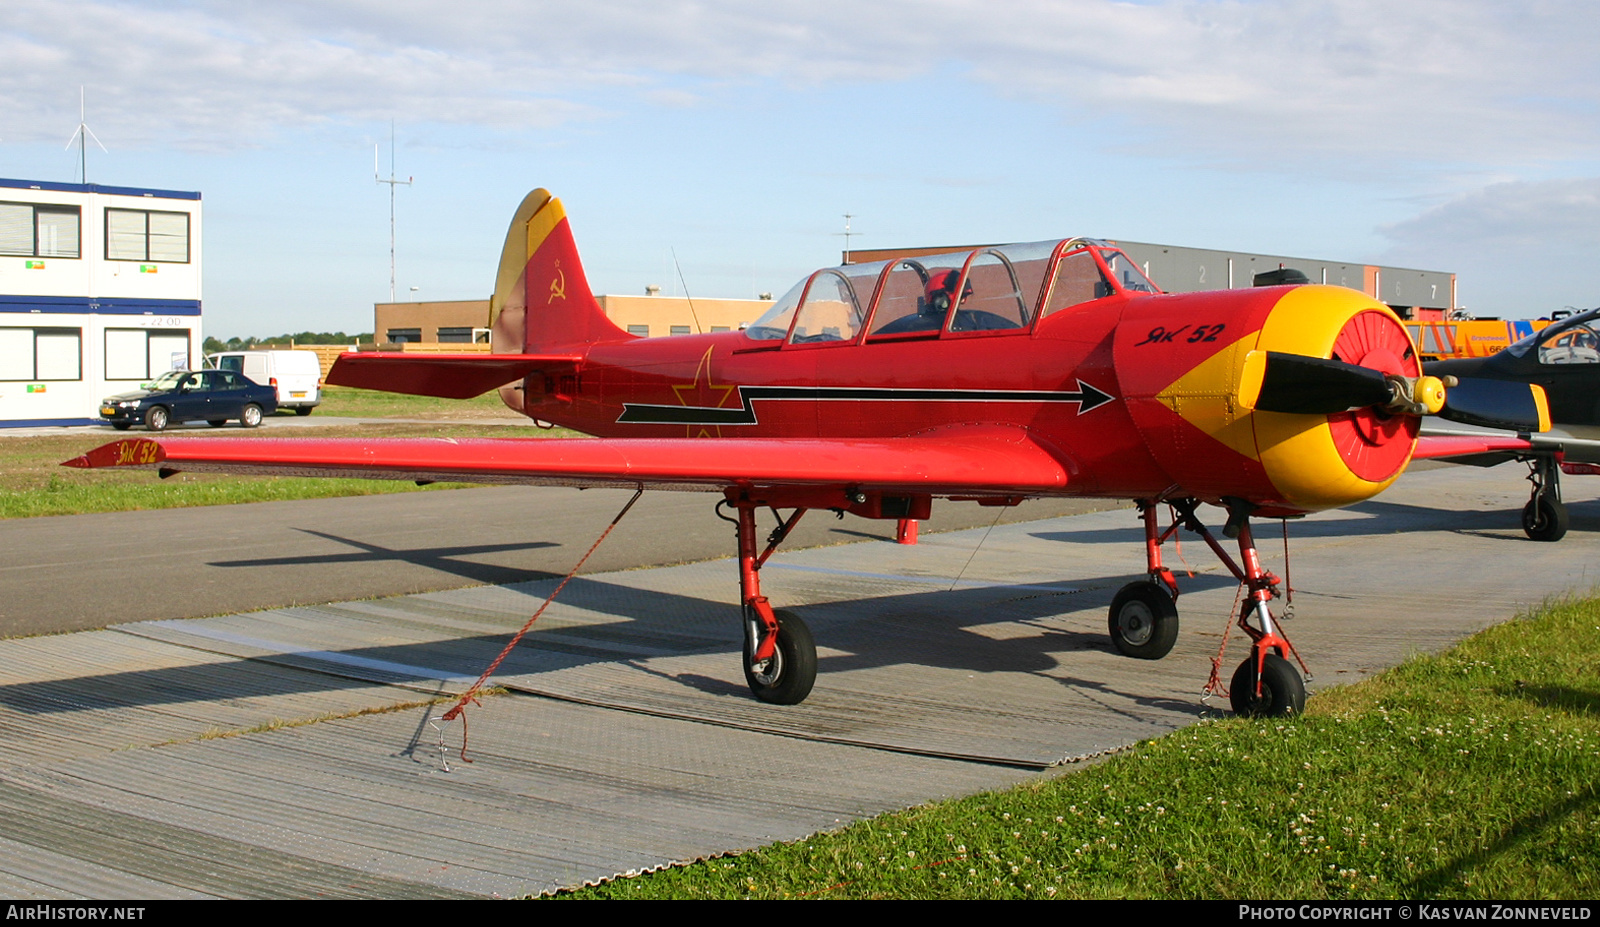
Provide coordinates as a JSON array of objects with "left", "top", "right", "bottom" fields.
[
  {"left": 0, "top": 554, "right": 1238, "bottom": 718},
  {"left": 1403, "top": 781, "right": 1598, "bottom": 897},
  {"left": 1028, "top": 495, "right": 1600, "bottom": 547},
  {"left": 33, "top": 496, "right": 1521, "bottom": 720},
  {"left": 206, "top": 527, "right": 565, "bottom": 587}
]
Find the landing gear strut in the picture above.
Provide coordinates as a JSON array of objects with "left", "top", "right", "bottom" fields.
[
  {"left": 1216, "top": 505, "right": 1306, "bottom": 717},
  {"left": 726, "top": 498, "right": 817, "bottom": 704},
  {"left": 1114, "top": 498, "right": 1307, "bottom": 716},
  {"left": 1107, "top": 502, "right": 1182, "bottom": 659},
  {"left": 1522, "top": 454, "right": 1568, "bottom": 542}
]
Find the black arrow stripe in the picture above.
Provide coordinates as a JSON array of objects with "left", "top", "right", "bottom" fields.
[{"left": 617, "top": 381, "right": 1114, "bottom": 425}]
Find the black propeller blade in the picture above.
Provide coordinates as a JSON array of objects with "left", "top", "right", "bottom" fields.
[
  {"left": 1252, "top": 352, "right": 1393, "bottom": 415},
  {"left": 1436, "top": 377, "right": 1550, "bottom": 432}
]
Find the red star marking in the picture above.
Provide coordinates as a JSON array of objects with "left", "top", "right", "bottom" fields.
[{"left": 672, "top": 346, "right": 737, "bottom": 438}]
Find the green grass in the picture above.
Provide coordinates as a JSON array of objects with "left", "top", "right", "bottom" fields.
[
  {"left": 2, "top": 469, "right": 477, "bottom": 518},
  {"left": 553, "top": 598, "right": 1600, "bottom": 900},
  {"left": 312, "top": 384, "right": 518, "bottom": 420},
  {"left": 1, "top": 388, "right": 579, "bottom": 517}
]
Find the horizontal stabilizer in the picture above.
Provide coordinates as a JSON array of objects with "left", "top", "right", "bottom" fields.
[
  {"left": 61, "top": 428, "right": 1070, "bottom": 497},
  {"left": 325, "top": 352, "right": 583, "bottom": 399}
]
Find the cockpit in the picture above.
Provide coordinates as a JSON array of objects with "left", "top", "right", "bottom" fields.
[
  {"left": 1505, "top": 307, "right": 1600, "bottom": 365},
  {"left": 744, "top": 239, "right": 1158, "bottom": 345}
]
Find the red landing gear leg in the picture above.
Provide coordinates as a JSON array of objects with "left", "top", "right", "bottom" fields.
[
  {"left": 1107, "top": 501, "right": 1182, "bottom": 659},
  {"left": 1220, "top": 508, "right": 1306, "bottom": 717},
  {"left": 727, "top": 498, "right": 817, "bottom": 705}
]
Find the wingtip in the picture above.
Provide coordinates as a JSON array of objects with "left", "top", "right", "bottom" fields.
[
  {"left": 1533, "top": 384, "right": 1552, "bottom": 433},
  {"left": 59, "top": 438, "right": 167, "bottom": 469}
]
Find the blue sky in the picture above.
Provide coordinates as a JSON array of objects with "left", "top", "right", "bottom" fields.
[{"left": 3, "top": 0, "right": 1598, "bottom": 336}]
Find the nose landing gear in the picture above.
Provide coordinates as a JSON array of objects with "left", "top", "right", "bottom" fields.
[{"left": 1115, "top": 498, "right": 1308, "bottom": 717}]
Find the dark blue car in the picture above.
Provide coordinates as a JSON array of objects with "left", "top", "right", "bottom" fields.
[{"left": 100, "top": 369, "right": 279, "bottom": 431}]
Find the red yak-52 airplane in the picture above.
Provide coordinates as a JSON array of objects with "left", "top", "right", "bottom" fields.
[{"left": 66, "top": 189, "right": 1550, "bottom": 717}]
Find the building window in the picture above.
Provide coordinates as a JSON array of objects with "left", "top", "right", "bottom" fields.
[
  {"left": 386, "top": 328, "right": 421, "bottom": 344},
  {"left": 710, "top": 326, "right": 731, "bottom": 333},
  {"left": 436, "top": 327, "right": 474, "bottom": 343},
  {"left": 669, "top": 325, "right": 692, "bottom": 336},
  {"left": 106, "top": 208, "right": 190, "bottom": 263},
  {"left": 0, "top": 203, "right": 81, "bottom": 258},
  {"left": 0, "top": 327, "right": 83, "bottom": 381},
  {"left": 626, "top": 324, "right": 650, "bottom": 337},
  {"left": 105, "top": 328, "right": 191, "bottom": 380}
]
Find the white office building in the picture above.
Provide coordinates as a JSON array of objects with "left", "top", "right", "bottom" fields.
[{"left": 0, "top": 178, "right": 202, "bottom": 426}]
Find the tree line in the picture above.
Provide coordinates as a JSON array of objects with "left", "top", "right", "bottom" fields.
[{"left": 202, "top": 332, "right": 375, "bottom": 354}]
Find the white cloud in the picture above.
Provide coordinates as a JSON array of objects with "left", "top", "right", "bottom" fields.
[
  {"left": 1382, "top": 179, "right": 1600, "bottom": 252},
  {"left": 3, "top": 0, "right": 1596, "bottom": 175},
  {"left": 1379, "top": 178, "right": 1600, "bottom": 313}
]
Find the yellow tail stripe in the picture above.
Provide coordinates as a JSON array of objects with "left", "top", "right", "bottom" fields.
[
  {"left": 525, "top": 195, "right": 568, "bottom": 257},
  {"left": 491, "top": 188, "right": 554, "bottom": 318}
]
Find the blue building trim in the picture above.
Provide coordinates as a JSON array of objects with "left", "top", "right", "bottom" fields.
[
  {"left": 0, "top": 417, "right": 101, "bottom": 428},
  {"left": 0, "top": 295, "right": 202, "bottom": 316},
  {"left": 0, "top": 177, "right": 200, "bottom": 201}
]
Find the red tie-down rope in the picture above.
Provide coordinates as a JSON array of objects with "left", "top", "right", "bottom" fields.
[{"left": 438, "top": 488, "right": 644, "bottom": 763}]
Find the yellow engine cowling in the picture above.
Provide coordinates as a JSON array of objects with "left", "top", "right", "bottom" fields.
[{"left": 1114, "top": 285, "right": 1421, "bottom": 514}]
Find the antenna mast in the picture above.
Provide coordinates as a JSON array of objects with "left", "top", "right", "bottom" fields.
[
  {"left": 375, "top": 121, "right": 413, "bottom": 303},
  {"left": 64, "top": 87, "right": 107, "bottom": 184},
  {"left": 835, "top": 213, "right": 860, "bottom": 264}
]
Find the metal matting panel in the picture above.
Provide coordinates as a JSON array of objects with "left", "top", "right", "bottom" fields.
[
  {"left": 0, "top": 699, "right": 1035, "bottom": 898},
  {"left": 0, "top": 628, "right": 428, "bottom": 766}
]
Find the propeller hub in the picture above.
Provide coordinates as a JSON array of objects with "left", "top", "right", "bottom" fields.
[{"left": 1411, "top": 375, "right": 1446, "bottom": 415}]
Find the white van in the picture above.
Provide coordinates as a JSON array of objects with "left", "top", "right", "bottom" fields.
[{"left": 204, "top": 350, "right": 323, "bottom": 415}]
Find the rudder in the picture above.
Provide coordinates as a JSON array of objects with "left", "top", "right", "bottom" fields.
[{"left": 490, "top": 189, "right": 630, "bottom": 355}]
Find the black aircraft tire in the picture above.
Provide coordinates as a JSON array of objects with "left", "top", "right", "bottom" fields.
[
  {"left": 1230, "top": 654, "right": 1306, "bottom": 718},
  {"left": 1108, "top": 581, "right": 1179, "bottom": 659},
  {"left": 745, "top": 609, "right": 817, "bottom": 705},
  {"left": 1522, "top": 496, "right": 1569, "bottom": 542}
]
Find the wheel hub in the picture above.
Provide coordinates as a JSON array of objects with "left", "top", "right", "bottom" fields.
[
  {"left": 1118, "top": 603, "right": 1154, "bottom": 645},
  {"left": 748, "top": 628, "right": 783, "bottom": 685}
]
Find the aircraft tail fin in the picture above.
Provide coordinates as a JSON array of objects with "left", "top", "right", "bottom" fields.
[{"left": 490, "top": 189, "right": 631, "bottom": 356}]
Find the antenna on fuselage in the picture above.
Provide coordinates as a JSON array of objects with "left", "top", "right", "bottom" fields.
[
  {"left": 375, "top": 120, "right": 413, "bottom": 303},
  {"left": 671, "top": 248, "right": 704, "bottom": 334},
  {"left": 64, "top": 87, "right": 107, "bottom": 184}
]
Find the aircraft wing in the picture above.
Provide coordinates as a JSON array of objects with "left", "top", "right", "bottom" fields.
[
  {"left": 324, "top": 352, "right": 584, "bottom": 399},
  {"left": 62, "top": 427, "right": 1071, "bottom": 497},
  {"left": 1411, "top": 432, "right": 1538, "bottom": 462}
]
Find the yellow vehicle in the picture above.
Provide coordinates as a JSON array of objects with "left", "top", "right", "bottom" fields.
[{"left": 1405, "top": 319, "right": 1550, "bottom": 362}]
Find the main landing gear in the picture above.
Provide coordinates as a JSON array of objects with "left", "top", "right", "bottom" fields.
[
  {"left": 1522, "top": 454, "right": 1569, "bottom": 542},
  {"left": 1111, "top": 498, "right": 1307, "bottom": 717},
  {"left": 723, "top": 498, "right": 818, "bottom": 704}
]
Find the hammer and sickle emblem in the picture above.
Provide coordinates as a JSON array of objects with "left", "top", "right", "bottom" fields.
[{"left": 548, "top": 269, "right": 567, "bottom": 304}]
